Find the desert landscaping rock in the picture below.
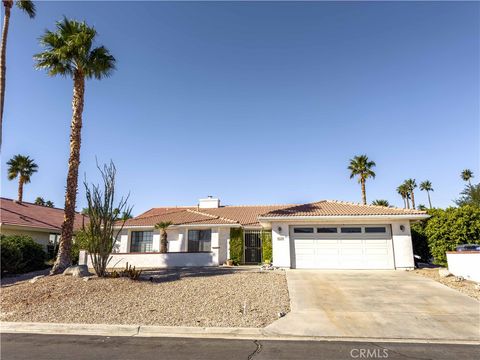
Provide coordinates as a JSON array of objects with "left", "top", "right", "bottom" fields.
[
  {"left": 414, "top": 268, "right": 480, "bottom": 301},
  {"left": 29, "top": 275, "right": 45, "bottom": 284},
  {"left": 63, "top": 265, "right": 91, "bottom": 278},
  {"left": 438, "top": 268, "right": 452, "bottom": 278},
  {"left": 1, "top": 269, "right": 290, "bottom": 327}
]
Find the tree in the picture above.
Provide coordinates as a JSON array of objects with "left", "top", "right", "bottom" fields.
[
  {"left": 455, "top": 184, "right": 480, "bottom": 207},
  {"left": 0, "top": 0, "right": 36, "bottom": 148},
  {"left": 83, "top": 162, "right": 131, "bottom": 277},
  {"left": 419, "top": 180, "right": 434, "bottom": 209},
  {"left": 35, "top": 18, "right": 116, "bottom": 274},
  {"left": 34, "top": 196, "right": 45, "bottom": 206},
  {"left": 155, "top": 221, "right": 172, "bottom": 254},
  {"left": 7, "top": 154, "right": 38, "bottom": 202},
  {"left": 348, "top": 155, "right": 376, "bottom": 205},
  {"left": 397, "top": 183, "right": 410, "bottom": 209},
  {"left": 461, "top": 169, "right": 474, "bottom": 185},
  {"left": 404, "top": 179, "right": 417, "bottom": 209},
  {"left": 45, "top": 200, "right": 54, "bottom": 208},
  {"left": 371, "top": 199, "right": 390, "bottom": 207}
]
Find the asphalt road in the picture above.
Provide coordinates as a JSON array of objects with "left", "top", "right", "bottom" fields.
[{"left": 1, "top": 334, "right": 479, "bottom": 360}]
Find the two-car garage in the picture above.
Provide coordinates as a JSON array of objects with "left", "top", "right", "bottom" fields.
[{"left": 290, "top": 225, "right": 395, "bottom": 269}]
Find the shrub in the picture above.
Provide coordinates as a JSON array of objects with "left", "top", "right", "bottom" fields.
[
  {"left": 71, "top": 230, "right": 90, "bottom": 265},
  {"left": 261, "top": 230, "right": 272, "bottom": 263},
  {"left": 411, "top": 222, "right": 431, "bottom": 262},
  {"left": 229, "top": 228, "right": 243, "bottom": 265},
  {"left": 424, "top": 206, "right": 480, "bottom": 266},
  {"left": 0, "top": 235, "right": 47, "bottom": 275}
]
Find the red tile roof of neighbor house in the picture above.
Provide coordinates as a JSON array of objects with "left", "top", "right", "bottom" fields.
[
  {"left": 0, "top": 197, "right": 87, "bottom": 232},
  {"left": 119, "top": 201, "right": 427, "bottom": 228}
]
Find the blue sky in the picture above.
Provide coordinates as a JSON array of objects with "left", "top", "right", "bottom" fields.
[{"left": 1, "top": 1, "right": 479, "bottom": 214}]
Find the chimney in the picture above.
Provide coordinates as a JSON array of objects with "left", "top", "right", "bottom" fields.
[{"left": 198, "top": 196, "right": 220, "bottom": 209}]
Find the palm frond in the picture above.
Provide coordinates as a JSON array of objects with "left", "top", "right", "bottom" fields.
[{"left": 16, "top": 0, "right": 36, "bottom": 18}]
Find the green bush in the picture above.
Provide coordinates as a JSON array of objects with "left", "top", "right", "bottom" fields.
[
  {"left": 424, "top": 206, "right": 480, "bottom": 266},
  {"left": 0, "top": 235, "right": 47, "bottom": 275},
  {"left": 411, "top": 222, "right": 431, "bottom": 262},
  {"left": 229, "top": 228, "right": 243, "bottom": 265},
  {"left": 71, "top": 230, "right": 89, "bottom": 265},
  {"left": 261, "top": 230, "right": 272, "bottom": 263}
]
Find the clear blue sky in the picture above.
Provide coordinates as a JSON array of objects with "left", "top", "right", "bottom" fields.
[{"left": 1, "top": 1, "right": 479, "bottom": 215}]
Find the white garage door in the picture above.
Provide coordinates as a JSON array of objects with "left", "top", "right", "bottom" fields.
[{"left": 292, "top": 225, "right": 394, "bottom": 269}]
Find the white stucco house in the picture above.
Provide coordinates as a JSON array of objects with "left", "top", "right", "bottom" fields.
[{"left": 83, "top": 197, "right": 429, "bottom": 270}]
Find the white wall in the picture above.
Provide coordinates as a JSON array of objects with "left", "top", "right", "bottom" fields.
[
  {"left": 218, "top": 227, "right": 230, "bottom": 264},
  {"left": 447, "top": 253, "right": 480, "bottom": 282},
  {"left": 82, "top": 251, "right": 216, "bottom": 269},
  {"left": 272, "top": 222, "right": 292, "bottom": 267},
  {"left": 391, "top": 221, "right": 415, "bottom": 269}
]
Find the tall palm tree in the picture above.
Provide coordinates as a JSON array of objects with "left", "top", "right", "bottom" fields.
[
  {"left": 0, "top": 0, "right": 36, "bottom": 148},
  {"left": 461, "top": 169, "right": 474, "bottom": 185},
  {"left": 404, "top": 179, "right": 417, "bottom": 209},
  {"left": 419, "top": 180, "right": 433, "bottom": 209},
  {"left": 348, "top": 155, "right": 376, "bottom": 205},
  {"left": 155, "top": 221, "right": 173, "bottom": 253},
  {"left": 6, "top": 154, "right": 38, "bottom": 202},
  {"left": 397, "top": 183, "right": 410, "bottom": 209},
  {"left": 34, "top": 18, "right": 115, "bottom": 274},
  {"left": 371, "top": 199, "right": 389, "bottom": 207}
]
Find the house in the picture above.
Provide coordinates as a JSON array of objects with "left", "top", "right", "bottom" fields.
[
  {"left": 0, "top": 197, "right": 87, "bottom": 250},
  {"left": 91, "top": 197, "right": 429, "bottom": 270}
]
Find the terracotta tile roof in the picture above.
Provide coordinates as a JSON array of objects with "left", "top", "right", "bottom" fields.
[
  {"left": 260, "top": 200, "right": 428, "bottom": 217},
  {"left": 0, "top": 197, "right": 87, "bottom": 232}
]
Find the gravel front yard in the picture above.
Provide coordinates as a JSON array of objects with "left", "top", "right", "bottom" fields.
[
  {"left": 413, "top": 268, "right": 480, "bottom": 301},
  {"left": 1, "top": 268, "right": 290, "bottom": 328}
]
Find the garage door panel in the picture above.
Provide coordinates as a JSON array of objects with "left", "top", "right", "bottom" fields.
[{"left": 292, "top": 227, "right": 394, "bottom": 269}]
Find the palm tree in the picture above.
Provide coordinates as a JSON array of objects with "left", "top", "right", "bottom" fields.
[
  {"left": 461, "top": 169, "right": 474, "bottom": 185},
  {"left": 34, "top": 18, "right": 115, "bottom": 274},
  {"left": 371, "top": 199, "right": 389, "bottom": 207},
  {"left": 404, "top": 179, "right": 417, "bottom": 209},
  {"left": 397, "top": 183, "right": 410, "bottom": 209},
  {"left": 419, "top": 180, "right": 434, "bottom": 209},
  {"left": 0, "top": 0, "right": 36, "bottom": 148},
  {"left": 6, "top": 154, "right": 38, "bottom": 202},
  {"left": 45, "top": 200, "right": 54, "bottom": 208},
  {"left": 155, "top": 221, "right": 173, "bottom": 253},
  {"left": 34, "top": 196, "right": 45, "bottom": 206},
  {"left": 348, "top": 155, "right": 376, "bottom": 205}
]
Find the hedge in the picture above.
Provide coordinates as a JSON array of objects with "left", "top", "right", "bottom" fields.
[
  {"left": 424, "top": 206, "right": 480, "bottom": 266},
  {"left": 229, "top": 228, "right": 243, "bottom": 264},
  {"left": 1, "top": 235, "right": 47, "bottom": 275},
  {"left": 261, "top": 230, "right": 272, "bottom": 263}
]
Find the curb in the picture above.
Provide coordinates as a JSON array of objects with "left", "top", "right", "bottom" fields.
[{"left": 1, "top": 322, "right": 479, "bottom": 345}]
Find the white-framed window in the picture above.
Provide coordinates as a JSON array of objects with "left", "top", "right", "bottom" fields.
[
  {"left": 365, "top": 226, "right": 387, "bottom": 233},
  {"left": 187, "top": 229, "right": 211, "bottom": 252},
  {"left": 293, "top": 227, "right": 314, "bottom": 233},
  {"left": 130, "top": 231, "right": 153, "bottom": 252}
]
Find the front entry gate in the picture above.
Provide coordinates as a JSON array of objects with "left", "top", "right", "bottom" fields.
[{"left": 244, "top": 230, "right": 262, "bottom": 264}]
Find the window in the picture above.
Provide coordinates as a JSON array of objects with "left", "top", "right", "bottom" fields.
[
  {"left": 293, "top": 227, "right": 314, "bottom": 233},
  {"left": 130, "top": 231, "right": 153, "bottom": 252},
  {"left": 317, "top": 227, "right": 337, "bottom": 233},
  {"left": 341, "top": 227, "right": 362, "bottom": 233},
  {"left": 188, "top": 229, "right": 212, "bottom": 252},
  {"left": 365, "top": 227, "right": 387, "bottom": 233}
]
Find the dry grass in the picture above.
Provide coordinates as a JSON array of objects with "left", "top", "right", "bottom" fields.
[{"left": 1, "top": 268, "right": 290, "bottom": 328}]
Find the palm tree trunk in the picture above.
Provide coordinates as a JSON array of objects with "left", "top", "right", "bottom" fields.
[
  {"left": 0, "top": 1, "right": 12, "bottom": 149},
  {"left": 427, "top": 191, "right": 432, "bottom": 209},
  {"left": 406, "top": 197, "right": 410, "bottom": 209},
  {"left": 411, "top": 191, "right": 416, "bottom": 209},
  {"left": 160, "top": 231, "right": 167, "bottom": 253},
  {"left": 402, "top": 197, "right": 406, "bottom": 209},
  {"left": 51, "top": 71, "right": 85, "bottom": 275},
  {"left": 17, "top": 176, "right": 24, "bottom": 202},
  {"left": 361, "top": 179, "right": 367, "bottom": 205}
]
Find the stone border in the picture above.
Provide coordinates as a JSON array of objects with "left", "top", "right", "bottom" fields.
[{"left": 1, "top": 322, "right": 478, "bottom": 345}]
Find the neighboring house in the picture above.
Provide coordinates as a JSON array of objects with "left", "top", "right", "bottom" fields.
[
  {"left": 0, "top": 197, "right": 87, "bottom": 250},
  {"left": 96, "top": 197, "right": 428, "bottom": 270}
]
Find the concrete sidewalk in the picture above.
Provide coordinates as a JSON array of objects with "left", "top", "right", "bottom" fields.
[{"left": 264, "top": 270, "right": 480, "bottom": 342}]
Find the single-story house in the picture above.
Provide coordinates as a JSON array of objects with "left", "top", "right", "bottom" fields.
[
  {"left": 93, "top": 197, "right": 429, "bottom": 270},
  {"left": 0, "top": 197, "right": 87, "bottom": 250}
]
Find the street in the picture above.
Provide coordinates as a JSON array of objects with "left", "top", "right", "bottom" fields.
[{"left": 1, "top": 334, "right": 479, "bottom": 360}]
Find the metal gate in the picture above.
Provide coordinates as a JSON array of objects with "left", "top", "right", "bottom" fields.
[{"left": 244, "top": 230, "right": 262, "bottom": 264}]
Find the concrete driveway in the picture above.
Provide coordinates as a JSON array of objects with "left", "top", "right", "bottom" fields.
[{"left": 265, "top": 270, "right": 480, "bottom": 341}]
